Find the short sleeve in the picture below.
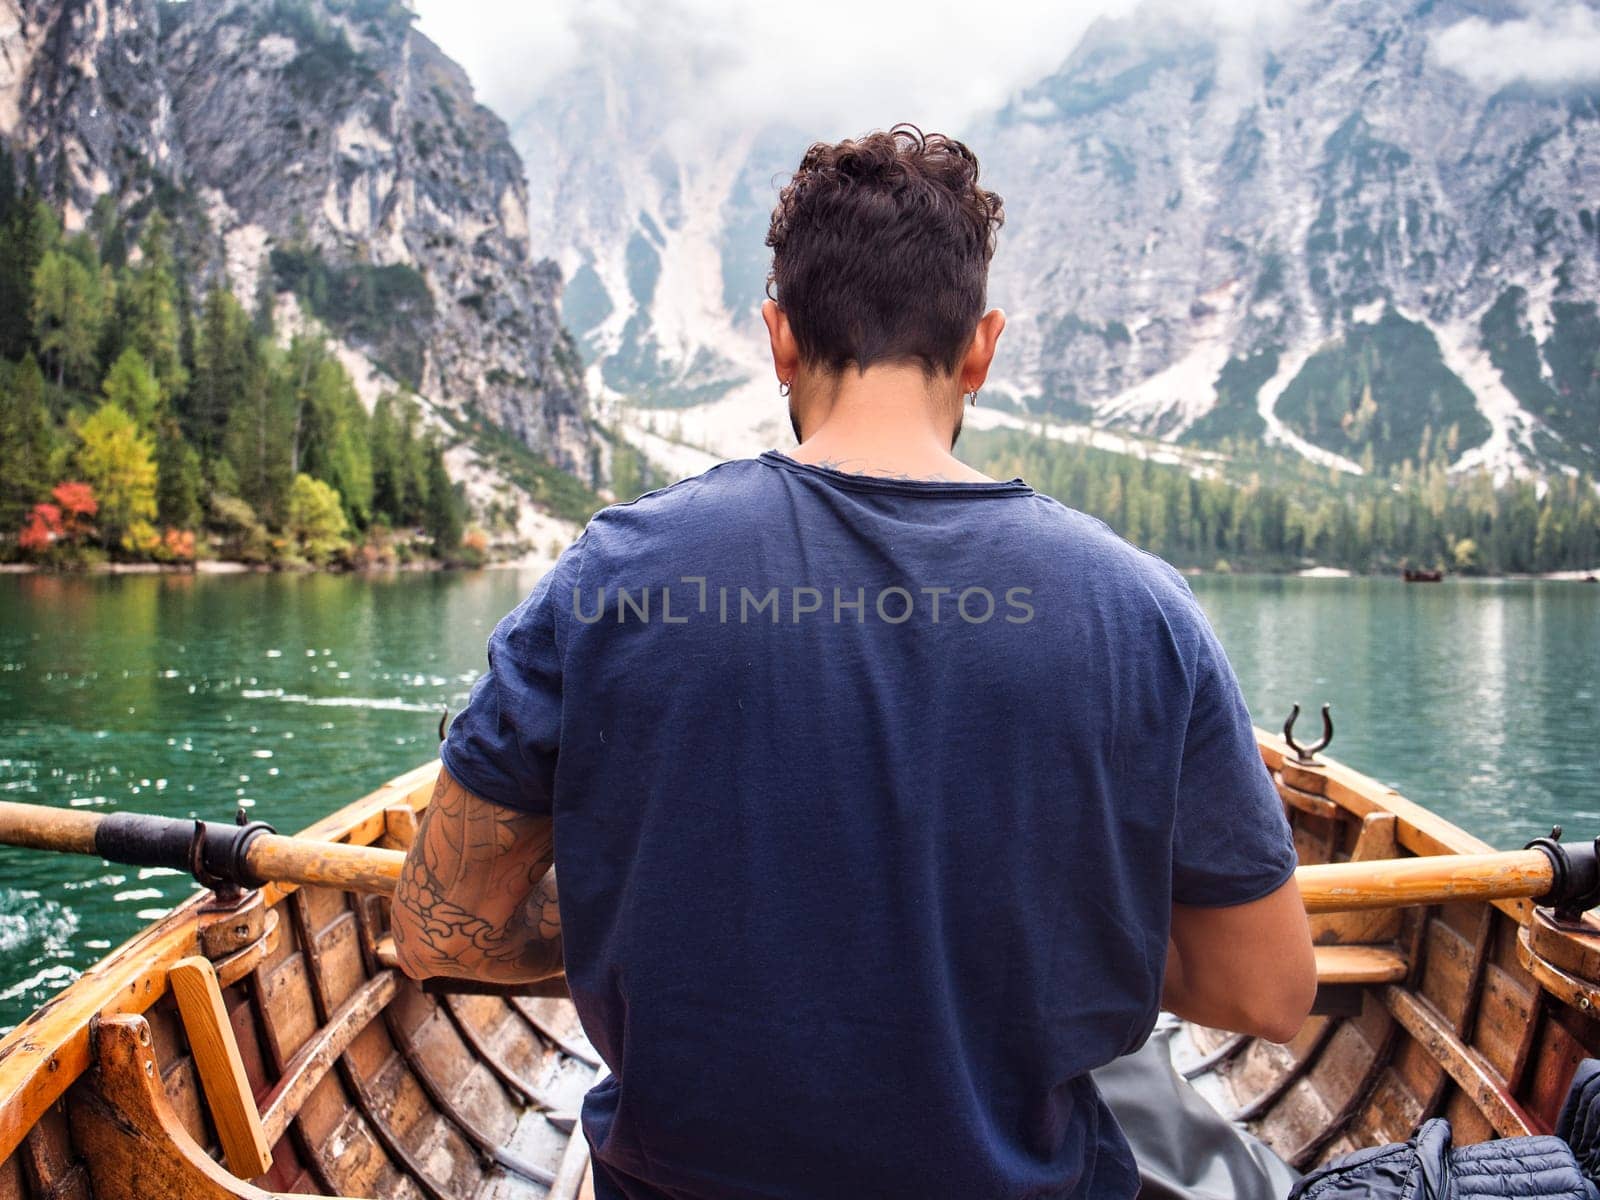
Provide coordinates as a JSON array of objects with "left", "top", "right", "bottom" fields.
[
  {"left": 439, "top": 540, "right": 583, "bottom": 815},
  {"left": 1171, "top": 601, "right": 1298, "bottom": 908}
]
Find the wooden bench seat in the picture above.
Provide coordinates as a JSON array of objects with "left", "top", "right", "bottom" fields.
[{"left": 1314, "top": 944, "right": 1409, "bottom": 985}]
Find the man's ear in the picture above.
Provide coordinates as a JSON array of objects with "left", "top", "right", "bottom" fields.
[
  {"left": 762, "top": 299, "right": 800, "bottom": 386},
  {"left": 960, "top": 309, "right": 1007, "bottom": 393}
]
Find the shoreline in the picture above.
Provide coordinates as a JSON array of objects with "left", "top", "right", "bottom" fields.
[
  {"left": 1, "top": 558, "right": 476, "bottom": 576},
  {"left": 0, "top": 559, "right": 1594, "bottom": 582}
]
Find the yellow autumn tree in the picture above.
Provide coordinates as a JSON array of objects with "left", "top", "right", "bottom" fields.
[
  {"left": 75, "top": 400, "right": 156, "bottom": 549},
  {"left": 286, "top": 473, "right": 348, "bottom": 565}
]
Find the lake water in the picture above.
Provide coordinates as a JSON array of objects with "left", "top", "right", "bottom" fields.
[{"left": 1, "top": 569, "right": 1596, "bottom": 1032}]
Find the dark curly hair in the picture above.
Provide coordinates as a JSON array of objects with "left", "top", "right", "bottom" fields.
[{"left": 765, "top": 124, "right": 1004, "bottom": 377}]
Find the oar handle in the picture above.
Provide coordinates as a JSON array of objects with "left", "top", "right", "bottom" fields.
[
  {"left": 0, "top": 801, "right": 402, "bottom": 896},
  {"left": 1295, "top": 849, "right": 1555, "bottom": 913}
]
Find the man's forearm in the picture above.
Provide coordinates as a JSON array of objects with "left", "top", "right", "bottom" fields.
[
  {"left": 391, "top": 767, "right": 564, "bottom": 985},
  {"left": 394, "top": 864, "right": 564, "bottom": 985},
  {"left": 1161, "top": 938, "right": 1229, "bottom": 1029}
]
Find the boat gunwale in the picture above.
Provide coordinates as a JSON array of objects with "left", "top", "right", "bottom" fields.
[{"left": 0, "top": 759, "right": 441, "bottom": 1168}]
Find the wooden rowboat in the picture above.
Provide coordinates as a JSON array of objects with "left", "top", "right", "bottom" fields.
[{"left": 1, "top": 731, "right": 1598, "bottom": 1199}]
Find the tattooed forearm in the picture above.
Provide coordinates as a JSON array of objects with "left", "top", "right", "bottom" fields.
[{"left": 390, "top": 768, "right": 564, "bottom": 984}]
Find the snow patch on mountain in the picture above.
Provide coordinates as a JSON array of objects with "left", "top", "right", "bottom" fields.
[
  {"left": 1097, "top": 342, "right": 1233, "bottom": 432},
  {"left": 1431, "top": 319, "right": 1546, "bottom": 484}
]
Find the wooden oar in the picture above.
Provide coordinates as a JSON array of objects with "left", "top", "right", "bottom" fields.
[
  {"left": 0, "top": 801, "right": 403, "bottom": 895},
  {"left": 0, "top": 800, "right": 1578, "bottom": 913}
]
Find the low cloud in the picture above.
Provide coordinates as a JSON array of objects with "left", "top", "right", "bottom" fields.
[
  {"left": 1432, "top": 3, "right": 1600, "bottom": 92},
  {"left": 412, "top": 0, "right": 1302, "bottom": 144}
]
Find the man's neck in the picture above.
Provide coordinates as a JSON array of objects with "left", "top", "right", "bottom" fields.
[{"left": 785, "top": 365, "right": 993, "bottom": 483}]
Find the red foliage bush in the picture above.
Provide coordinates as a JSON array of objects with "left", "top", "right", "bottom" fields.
[
  {"left": 19, "top": 503, "right": 63, "bottom": 553},
  {"left": 162, "top": 527, "right": 196, "bottom": 561},
  {"left": 16, "top": 483, "right": 101, "bottom": 558},
  {"left": 51, "top": 482, "right": 97, "bottom": 537}
]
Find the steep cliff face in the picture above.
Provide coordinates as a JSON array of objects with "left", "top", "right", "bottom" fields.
[
  {"left": 0, "top": 0, "right": 596, "bottom": 479},
  {"left": 0, "top": 0, "right": 174, "bottom": 214}
]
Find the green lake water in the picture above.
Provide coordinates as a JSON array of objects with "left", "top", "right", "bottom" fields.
[{"left": 1, "top": 569, "right": 1597, "bottom": 1032}]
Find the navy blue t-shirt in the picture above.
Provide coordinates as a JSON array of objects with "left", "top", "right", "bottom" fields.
[{"left": 441, "top": 451, "right": 1296, "bottom": 1200}]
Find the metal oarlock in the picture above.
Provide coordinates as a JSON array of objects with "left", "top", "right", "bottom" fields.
[
  {"left": 1284, "top": 703, "right": 1334, "bottom": 765},
  {"left": 1525, "top": 826, "right": 1600, "bottom": 921},
  {"left": 92, "top": 807, "right": 278, "bottom": 901}
]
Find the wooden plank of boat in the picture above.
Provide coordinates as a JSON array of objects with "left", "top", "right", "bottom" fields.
[
  {"left": 1312, "top": 946, "right": 1409, "bottom": 985},
  {"left": 168, "top": 956, "right": 275, "bottom": 1179},
  {"left": 2, "top": 733, "right": 1600, "bottom": 1197}
]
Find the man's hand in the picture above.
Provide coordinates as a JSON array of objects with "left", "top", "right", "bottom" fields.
[{"left": 390, "top": 766, "right": 563, "bottom": 986}]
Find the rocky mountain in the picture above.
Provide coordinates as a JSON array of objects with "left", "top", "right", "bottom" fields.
[
  {"left": 509, "top": 0, "right": 1600, "bottom": 483},
  {"left": 974, "top": 0, "right": 1600, "bottom": 479},
  {"left": 0, "top": 0, "right": 598, "bottom": 494}
]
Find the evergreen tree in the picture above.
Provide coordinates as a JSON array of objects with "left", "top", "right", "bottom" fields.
[
  {"left": 222, "top": 348, "right": 294, "bottom": 525},
  {"left": 32, "top": 247, "right": 103, "bottom": 387},
  {"left": 252, "top": 259, "right": 277, "bottom": 339},
  {"left": 101, "top": 347, "right": 162, "bottom": 432},
  {"left": 0, "top": 196, "right": 56, "bottom": 360},
  {"left": 0, "top": 353, "right": 54, "bottom": 528},
  {"left": 423, "top": 436, "right": 462, "bottom": 556},
  {"left": 155, "top": 417, "right": 203, "bottom": 530},
  {"left": 397, "top": 396, "right": 429, "bottom": 522},
  {"left": 370, "top": 392, "right": 402, "bottom": 523},
  {"left": 188, "top": 288, "right": 253, "bottom": 459},
  {"left": 367, "top": 392, "right": 430, "bottom": 526},
  {"left": 284, "top": 333, "right": 321, "bottom": 478},
  {"left": 297, "top": 350, "right": 373, "bottom": 527},
  {"left": 0, "top": 150, "right": 16, "bottom": 229},
  {"left": 88, "top": 194, "right": 127, "bottom": 269},
  {"left": 114, "top": 213, "right": 186, "bottom": 398}
]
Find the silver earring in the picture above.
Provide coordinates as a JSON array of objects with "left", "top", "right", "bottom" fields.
[
  {"left": 966, "top": 388, "right": 979, "bottom": 406},
  {"left": 779, "top": 380, "right": 792, "bottom": 398}
]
